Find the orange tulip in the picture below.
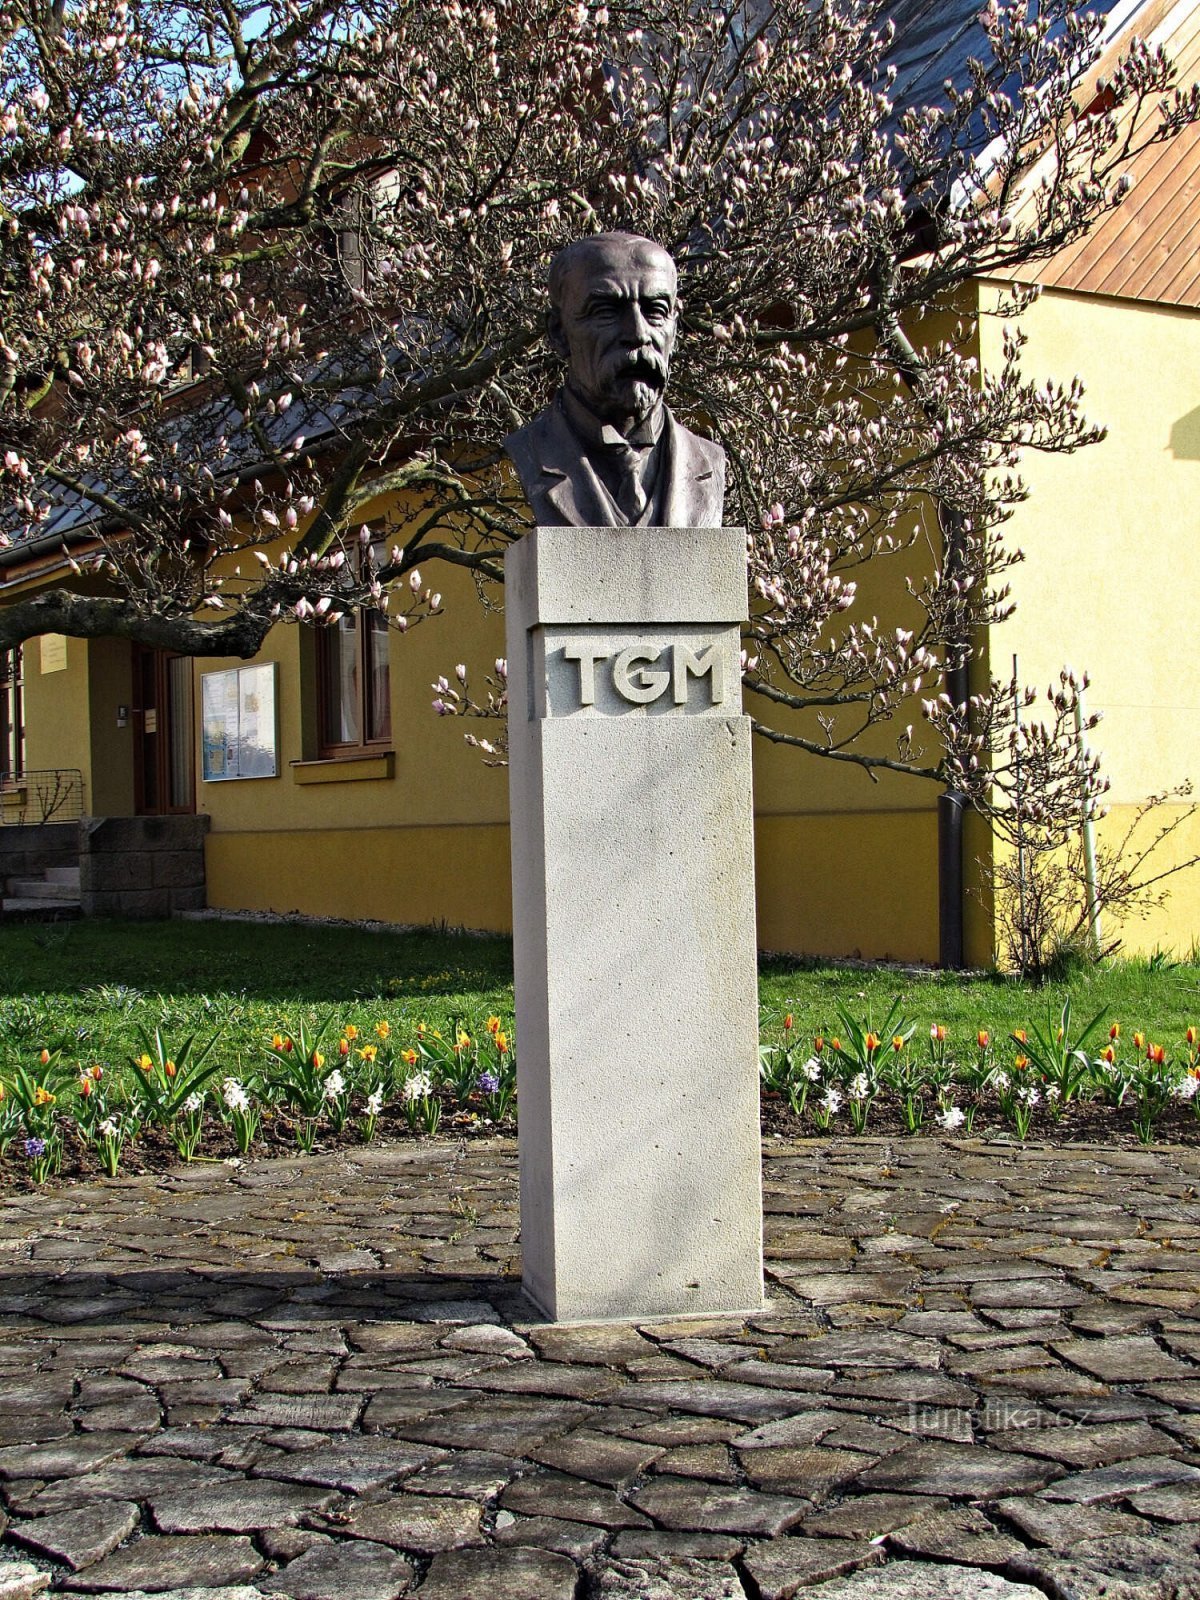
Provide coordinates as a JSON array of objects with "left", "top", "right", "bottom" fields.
[
  {"left": 977, "top": 1030, "right": 989, "bottom": 1050},
  {"left": 865, "top": 1032, "right": 880, "bottom": 1053},
  {"left": 783, "top": 1013, "right": 794, "bottom": 1032},
  {"left": 1110, "top": 1023, "right": 1120, "bottom": 1040},
  {"left": 38, "top": 1049, "right": 50, "bottom": 1066},
  {"left": 891, "top": 1035, "right": 905, "bottom": 1052}
]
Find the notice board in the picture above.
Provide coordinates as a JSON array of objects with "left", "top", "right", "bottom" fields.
[{"left": 201, "top": 663, "right": 278, "bottom": 781}]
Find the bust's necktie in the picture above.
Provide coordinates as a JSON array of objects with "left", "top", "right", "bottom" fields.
[{"left": 613, "top": 444, "right": 649, "bottom": 524}]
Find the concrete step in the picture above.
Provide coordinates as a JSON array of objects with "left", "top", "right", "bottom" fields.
[
  {"left": 5, "top": 878, "right": 80, "bottom": 901},
  {"left": 1, "top": 897, "right": 81, "bottom": 919},
  {"left": 44, "top": 866, "right": 81, "bottom": 889}
]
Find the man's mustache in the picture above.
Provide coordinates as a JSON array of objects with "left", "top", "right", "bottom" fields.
[{"left": 607, "top": 351, "right": 667, "bottom": 388}]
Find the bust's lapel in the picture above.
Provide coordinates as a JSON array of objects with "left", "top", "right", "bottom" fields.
[
  {"left": 663, "top": 413, "right": 725, "bottom": 529},
  {"left": 534, "top": 404, "right": 609, "bottom": 527}
]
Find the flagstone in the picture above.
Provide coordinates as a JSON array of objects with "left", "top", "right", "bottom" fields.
[
  {"left": 650, "top": 1443, "right": 738, "bottom": 1482},
  {"left": 885, "top": 1505, "right": 1025, "bottom": 1565},
  {"left": 739, "top": 1444, "right": 874, "bottom": 1498},
  {"left": 149, "top": 1477, "right": 337, "bottom": 1533},
  {"left": 0, "top": 1561, "right": 49, "bottom": 1599},
  {"left": 591, "top": 1554, "right": 745, "bottom": 1598},
  {"left": 7, "top": 1500, "right": 139, "bottom": 1569},
  {"left": 57, "top": 1533, "right": 265, "bottom": 1593},
  {"left": 988, "top": 1495, "right": 1151, "bottom": 1547},
  {"left": 1040, "top": 1454, "right": 1200, "bottom": 1503},
  {"left": 224, "top": 1394, "right": 365, "bottom": 1431},
  {"left": 742, "top": 1537, "right": 884, "bottom": 1598},
  {"left": 1050, "top": 1336, "right": 1197, "bottom": 1383},
  {"left": 0, "top": 1433, "right": 140, "bottom": 1481},
  {"left": 526, "top": 1428, "right": 664, "bottom": 1487},
  {"left": 628, "top": 1474, "right": 810, "bottom": 1535},
  {"left": 859, "top": 1438, "right": 1058, "bottom": 1497},
  {"left": 416, "top": 1546, "right": 578, "bottom": 1600},
  {"left": 499, "top": 1468, "right": 651, "bottom": 1528},
  {"left": 784, "top": 1561, "right": 1048, "bottom": 1598},
  {"left": 1008, "top": 1534, "right": 1200, "bottom": 1600},
  {"left": 318, "top": 1491, "right": 484, "bottom": 1552},
  {"left": 1128, "top": 1480, "right": 1200, "bottom": 1521},
  {"left": 800, "top": 1493, "right": 949, "bottom": 1539},
  {"left": 257, "top": 1538, "right": 413, "bottom": 1599},
  {"left": 609, "top": 1529, "right": 744, "bottom": 1560},
  {"left": 492, "top": 1511, "right": 608, "bottom": 1560}
]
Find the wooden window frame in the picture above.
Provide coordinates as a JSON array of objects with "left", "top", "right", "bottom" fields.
[
  {"left": 314, "top": 545, "right": 392, "bottom": 759},
  {"left": 0, "top": 645, "right": 24, "bottom": 781}
]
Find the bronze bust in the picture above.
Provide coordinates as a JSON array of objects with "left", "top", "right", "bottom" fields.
[{"left": 504, "top": 233, "right": 726, "bottom": 528}]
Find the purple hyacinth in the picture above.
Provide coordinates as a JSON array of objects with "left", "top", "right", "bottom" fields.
[
  {"left": 478, "top": 1070, "right": 500, "bottom": 1095},
  {"left": 24, "top": 1137, "right": 46, "bottom": 1158}
]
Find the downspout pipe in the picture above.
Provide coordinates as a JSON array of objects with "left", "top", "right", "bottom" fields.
[{"left": 938, "top": 602, "right": 970, "bottom": 971}]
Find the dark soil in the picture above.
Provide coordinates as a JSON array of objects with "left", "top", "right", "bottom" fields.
[
  {"left": 760, "top": 1092, "right": 1200, "bottom": 1148},
  {"left": 1, "top": 1085, "right": 1196, "bottom": 1194}
]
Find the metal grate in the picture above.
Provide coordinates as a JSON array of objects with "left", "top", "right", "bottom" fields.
[{"left": 0, "top": 770, "right": 85, "bottom": 825}]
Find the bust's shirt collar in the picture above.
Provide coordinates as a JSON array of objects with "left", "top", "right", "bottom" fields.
[{"left": 560, "top": 384, "right": 665, "bottom": 452}]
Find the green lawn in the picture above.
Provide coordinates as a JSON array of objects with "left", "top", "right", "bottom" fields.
[{"left": 1, "top": 915, "right": 1198, "bottom": 1071}]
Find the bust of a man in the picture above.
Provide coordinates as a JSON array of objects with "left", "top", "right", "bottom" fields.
[{"left": 504, "top": 232, "right": 725, "bottom": 529}]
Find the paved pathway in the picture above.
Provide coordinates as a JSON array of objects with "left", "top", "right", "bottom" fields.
[{"left": 0, "top": 1136, "right": 1196, "bottom": 1600}]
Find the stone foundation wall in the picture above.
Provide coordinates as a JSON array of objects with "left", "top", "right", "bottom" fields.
[
  {"left": 0, "top": 822, "right": 78, "bottom": 885},
  {"left": 79, "top": 815, "right": 210, "bottom": 919}
]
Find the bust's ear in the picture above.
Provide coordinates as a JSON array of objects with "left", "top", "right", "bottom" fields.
[{"left": 546, "top": 306, "right": 569, "bottom": 362}]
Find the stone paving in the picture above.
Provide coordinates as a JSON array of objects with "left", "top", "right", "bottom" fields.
[{"left": 0, "top": 1135, "right": 1196, "bottom": 1599}]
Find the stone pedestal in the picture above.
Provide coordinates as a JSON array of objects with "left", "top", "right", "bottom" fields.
[{"left": 505, "top": 526, "right": 764, "bottom": 1323}]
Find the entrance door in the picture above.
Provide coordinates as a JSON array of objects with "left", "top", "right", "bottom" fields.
[{"left": 133, "top": 647, "right": 195, "bottom": 815}]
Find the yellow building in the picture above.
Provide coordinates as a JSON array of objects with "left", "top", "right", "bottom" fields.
[{"left": 4, "top": 0, "right": 1200, "bottom": 964}]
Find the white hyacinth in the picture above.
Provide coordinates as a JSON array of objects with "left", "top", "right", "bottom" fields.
[
  {"left": 1171, "top": 1074, "right": 1199, "bottom": 1101},
  {"left": 403, "top": 1070, "right": 433, "bottom": 1102},
  {"left": 222, "top": 1077, "right": 250, "bottom": 1112},
  {"left": 821, "top": 1086, "right": 842, "bottom": 1115},
  {"left": 1017, "top": 1085, "right": 1040, "bottom": 1107},
  {"left": 848, "top": 1073, "right": 869, "bottom": 1102},
  {"left": 182, "top": 1092, "right": 204, "bottom": 1115},
  {"left": 322, "top": 1069, "right": 346, "bottom": 1101},
  {"left": 939, "top": 1106, "right": 966, "bottom": 1132},
  {"left": 98, "top": 1116, "right": 119, "bottom": 1139},
  {"left": 365, "top": 1088, "right": 385, "bottom": 1117},
  {"left": 802, "top": 1056, "right": 821, "bottom": 1081}
]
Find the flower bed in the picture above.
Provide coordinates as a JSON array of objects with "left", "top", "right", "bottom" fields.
[
  {"left": 1, "top": 992, "right": 1197, "bottom": 1188},
  {"left": 759, "top": 998, "right": 1200, "bottom": 1146}
]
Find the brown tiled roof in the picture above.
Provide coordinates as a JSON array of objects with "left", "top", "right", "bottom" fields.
[{"left": 1024, "top": 0, "right": 1200, "bottom": 307}]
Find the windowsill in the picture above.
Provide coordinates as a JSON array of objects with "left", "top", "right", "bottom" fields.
[{"left": 290, "top": 751, "right": 395, "bottom": 785}]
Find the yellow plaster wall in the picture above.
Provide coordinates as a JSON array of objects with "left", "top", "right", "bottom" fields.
[
  {"left": 21, "top": 632, "right": 95, "bottom": 807},
  {"left": 979, "top": 284, "right": 1200, "bottom": 954},
  {"left": 86, "top": 636, "right": 135, "bottom": 816}
]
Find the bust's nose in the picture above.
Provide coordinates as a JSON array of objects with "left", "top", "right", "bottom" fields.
[{"left": 619, "top": 302, "right": 653, "bottom": 346}]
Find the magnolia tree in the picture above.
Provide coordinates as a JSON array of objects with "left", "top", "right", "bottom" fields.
[{"left": 2, "top": 0, "right": 1196, "bottom": 838}]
